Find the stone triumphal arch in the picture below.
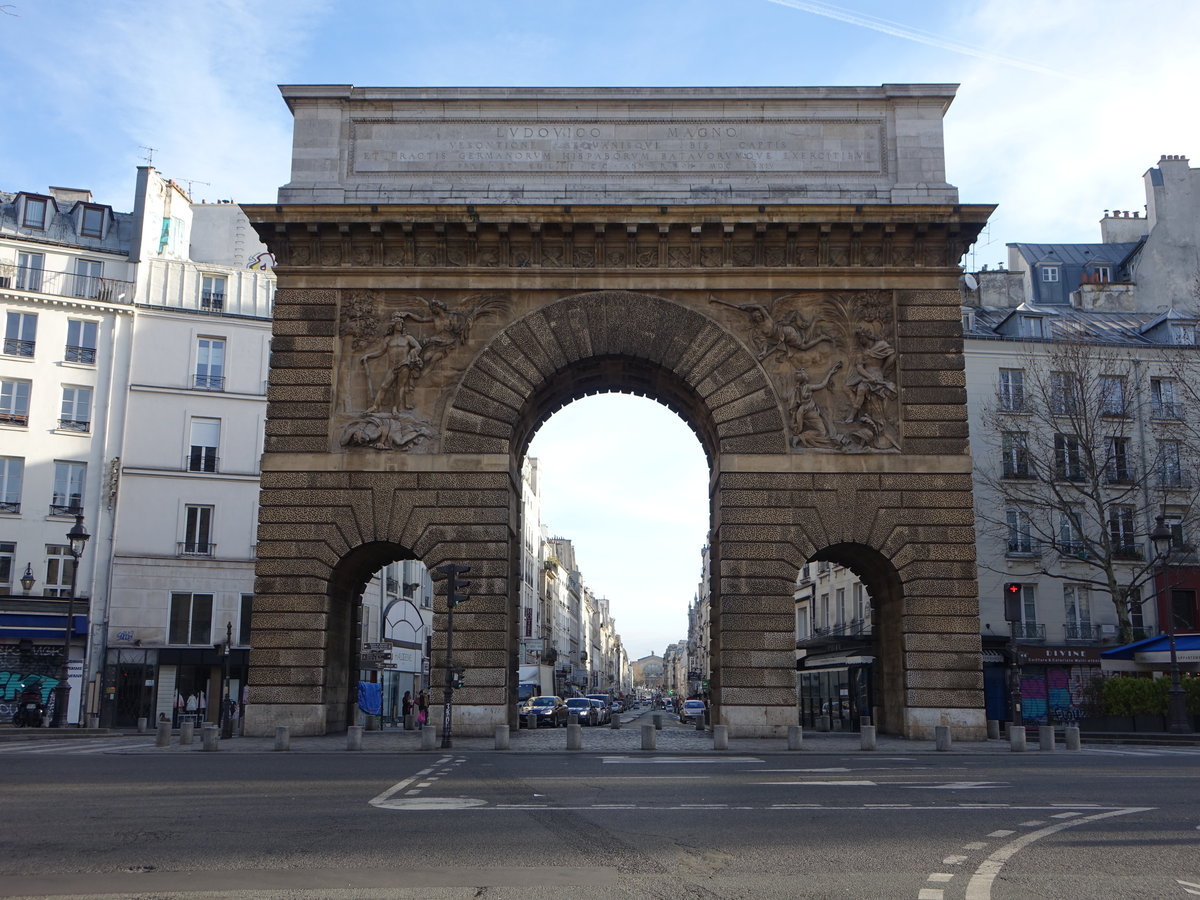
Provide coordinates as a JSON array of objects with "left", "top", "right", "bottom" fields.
[{"left": 242, "top": 85, "right": 993, "bottom": 740}]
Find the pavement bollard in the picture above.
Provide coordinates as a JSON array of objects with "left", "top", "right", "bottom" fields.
[
  {"left": 1065, "top": 725, "right": 1081, "bottom": 751},
  {"left": 201, "top": 724, "right": 219, "bottom": 752},
  {"left": 713, "top": 724, "right": 728, "bottom": 751},
  {"left": 695, "top": 717, "right": 705, "bottom": 731},
  {"left": 347, "top": 725, "right": 363, "bottom": 751},
  {"left": 137, "top": 717, "right": 148, "bottom": 734},
  {"left": 420, "top": 727, "right": 436, "bottom": 750},
  {"left": 1010, "top": 726, "right": 1027, "bottom": 752},
  {"left": 641, "top": 723, "right": 657, "bottom": 751},
  {"left": 610, "top": 713, "right": 620, "bottom": 730},
  {"left": 787, "top": 725, "right": 804, "bottom": 751},
  {"left": 274, "top": 725, "right": 289, "bottom": 751},
  {"left": 180, "top": 720, "right": 195, "bottom": 745},
  {"left": 987, "top": 719, "right": 1001, "bottom": 740},
  {"left": 155, "top": 721, "right": 171, "bottom": 748},
  {"left": 815, "top": 715, "right": 830, "bottom": 733},
  {"left": 568, "top": 713, "right": 579, "bottom": 727},
  {"left": 935, "top": 725, "right": 952, "bottom": 751},
  {"left": 1038, "top": 725, "right": 1056, "bottom": 751},
  {"left": 860, "top": 725, "right": 877, "bottom": 751},
  {"left": 652, "top": 713, "right": 663, "bottom": 731},
  {"left": 566, "top": 723, "right": 582, "bottom": 750},
  {"left": 86, "top": 715, "right": 99, "bottom": 729},
  {"left": 365, "top": 716, "right": 378, "bottom": 732},
  {"left": 404, "top": 714, "right": 414, "bottom": 731},
  {"left": 494, "top": 724, "right": 510, "bottom": 750}
]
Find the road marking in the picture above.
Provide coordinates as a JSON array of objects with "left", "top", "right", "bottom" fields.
[
  {"left": 1018, "top": 820, "right": 1045, "bottom": 827},
  {"left": 917, "top": 890, "right": 944, "bottom": 899},
  {"left": 914, "top": 782, "right": 1007, "bottom": 791},
  {"left": 368, "top": 757, "right": 451, "bottom": 807},
  {"left": 928, "top": 873, "right": 954, "bottom": 882},
  {"left": 987, "top": 830, "right": 1015, "bottom": 838},
  {"left": 963, "top": 842, "right": 987, "bottom": 850},
  {"left": 964, "top": 807, "right": 1150, "bottom": 900},
  {"left": 943, "top": 856, "right": 968, "bottom": 866},
  {"left": 600, "top": 756, "right": 762, "bottom": 764},
  {"left": 1177, "top": 879, "right": 1200, "bottom": 896},
  {"left": 1049, "top": 811, "right": 1081, "bottom": 819}
]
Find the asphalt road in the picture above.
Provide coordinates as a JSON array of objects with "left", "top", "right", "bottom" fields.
[{"left": 0, "top": 721, "right": 1197, "bottom": 899}]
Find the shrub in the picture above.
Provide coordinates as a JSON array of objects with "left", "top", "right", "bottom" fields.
[{"left": 1098, "top": 676, "right": 1167, "bottom": 716}]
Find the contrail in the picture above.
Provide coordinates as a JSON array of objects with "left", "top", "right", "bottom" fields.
[{"left": 765, "top": 0, "right": 1085, "bottom": 82}]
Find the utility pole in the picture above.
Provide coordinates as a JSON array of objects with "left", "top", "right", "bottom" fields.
[{"left": 435, "top": 564, "right": 471, "bottom": 749}]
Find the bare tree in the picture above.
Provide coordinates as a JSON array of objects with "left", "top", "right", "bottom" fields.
[{"left": 977, "top": 337, "right": 1200, "bottom": 643}]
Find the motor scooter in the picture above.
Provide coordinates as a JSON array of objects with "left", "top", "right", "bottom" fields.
[{"left": 12, "top": 685, "right": 46, "bottom": 727}]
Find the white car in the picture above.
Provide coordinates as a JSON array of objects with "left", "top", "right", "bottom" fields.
[{"left": 679, "top": 699, "right": 707, "bottom": 724}]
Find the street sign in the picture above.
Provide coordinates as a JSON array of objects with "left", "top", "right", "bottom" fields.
[{"left": 362, "top": 642, "right": 390, "bottom": 652}]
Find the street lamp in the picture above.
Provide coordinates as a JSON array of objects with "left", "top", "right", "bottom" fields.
[
  {"left": 20, "top": 563, "right": 35, "bottom": 594},
  {"left": 51, "top": 513, "right": 90, "bottom": 728},
  {"left": 219, "top": 621, "right": 233, "bottom": 739},
  {"left": 1150, "top": 515, "right": 1193, "bottom": 735}
]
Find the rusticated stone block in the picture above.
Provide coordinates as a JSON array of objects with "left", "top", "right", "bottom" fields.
[
  {"left": 904, "top": 632, "right": 983, "bottom": 653},
  {"left": 906, "top": 689, "right": 986, "bottom": 709},
  {"left": 903, "top": 615, "right": 980, "bottom": 634}
]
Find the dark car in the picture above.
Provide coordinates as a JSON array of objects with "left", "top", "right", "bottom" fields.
[
  {"left": 565, "top": 697, "right": 599, "bottom": 726},
  {"left": 521, "top": 695, "right": 568, "bottom": 728}
]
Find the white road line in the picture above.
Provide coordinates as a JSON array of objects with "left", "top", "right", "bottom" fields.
[
  {"left": 368, "top": 757, "right": 451, "bottom": 807},
  {"left": 756, "top": 780, "right": 877, "bottom": 786},
  {"left": 964, "top": 807, "right": 1150, "bottom": 900},
  {"left": 917, "top": 889, "right": 944, "bottom": 899},
  {"left": 963, "top": 842, "right": 987, "bottom": 850},
  {"left": 1018, "top": 820, "right": 1046, "bottom": 827},
  {"left": 928, "top": 873, "right": 954, "bottom": 882},
  {"left": 1049, "top": 811, "right": 1081, "bottom": 819},
  {"left": 943, "top": 856, "right": 968, "bottom": 866},
  {"left": 600, "top": 756, "right": 762, "bottom": 764},
  {"left": 987, "top": 830, "right": 1015, "bottom": 838}
]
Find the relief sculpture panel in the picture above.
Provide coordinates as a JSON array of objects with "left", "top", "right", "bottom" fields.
[
  {"left": 711, "top": 290, "right": 899, "bottom": 452},
  {"left": 336, "top": 290, "right": 511, "bottom": 451}
]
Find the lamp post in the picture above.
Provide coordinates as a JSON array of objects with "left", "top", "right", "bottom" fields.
[
  {"left": 1002, "top": 583, "right": 1024, "bottom": 734},
  {"left": 219, "top": 621, "right": 233, "bottom": 739},
  {"left": 51, "top": 514, "right": 90, "bottom": 728},
  {"left": 1150, "top": 515, "right": 1193, "bottom": 734},
  {"left": 20, "top": 563, "right": 35, "bottom": 594}
]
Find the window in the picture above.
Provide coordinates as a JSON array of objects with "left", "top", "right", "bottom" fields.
[
  {"left": 1040, "top": 266, "right": 1059, "bottom": 283},
  {"left": 188, "top": 417, "right": 220, "bottom": 472},
  {"left": 1001, "top": 431, "right": 1031, "bottom": 478},
  {"left": 0, "top": 542, "right": 13, "bottom": 595},
  {"left": 201, "top": 275, "right": 226, "bottom": 312},
  {"left": 1170, "top": 323, "right": 1197, "bottom": 346},
  {"left": 169, "top": 592, "right": 213, "bottom": 645},
  {"left": 1162, "top": 511, "right": 1187, "bottom": 550},
  {"left": 1020, "top": 315, "right": 1044, "bottom": 338},
  {"left": 1126, "top": 585, "right": 1145, "bottom": 636},
  {"left": 853, "top": 582, "right": 865, "bottom": 622},
  {"left": 0, "top": 457, "right": 22, "bottom": 513},
  {"left": 1151, "top": 378, "right": 1179, "bottom": 418},
  {"left": 59, "top": 386, "right": 92, "bottom": 433},
  {"left": 1099, "top": 376, "right": 1126, "bottom": 416},
  {"left": 239, "top": 594, "right": 253, "bottom": 646},
  {"left": 1058, "top": 505, "right": 1084, "bottom": 555},
  {"left": 182, "top": 504, "right": 214, "bottom": 556},
  {"left": 1054, "top": 433, "right": 1084, "bottom": 481},
  {"left": 1063, "top": 584, "right": 1092, "bottom": 640},
  {"left": 80, "top": 205, "right": 104, "bottom": 238},
  {"left": 1049, "top": 372, "right": 1078, "bottom": 415},
  {"left": 1104, "top": 436, "right": 1132, "bottom": 483},
  {"left": 1006, "top": 507, "right": 1035, "bottom": 554},
  {"left": 998, "top": 368, "right": 1025, "bottom": 411},
  {"left": 72, "top": 259, "right": 104, "bottom": 300},
  {"left": 0, "top": 379, "right": 31, "bottom": 426},
  {"left": 194, "top": 338, "right": 226, "bottom": 391},
  {"left": 1160, "top": 440, "right": 1185, "bottom": 488},
  {"left": 1171, "top": 590, "right": 1197, "bottom": 632},
  {"left": 22, "top": 197, "right": 47, "bottom": 229},
  {"left": 818, "top": 592, "right": 829, "bottom": 631},
  {"left": 1011, "top": 584, "right": 1039, "bottom": 638},
  {"left": 1107, "top": 505, "right": 1139, "bottom": 558},
  {"left": 835, "top": 588, "right": 846, "bottom": 627},
  {"left": 51, "top": 461, "right": 85, "bottom": 515},
  {"left": 43, "top": 544, "right": 77, "bottom": 597},
  {"left": 65, "top": 320, "right": 98, "bottom": 364},
  {"left": 4, "top": 311, "right": 37, "bottom": 357},
  {"left": 795, "top": 604, "right": 810, "bottom": 640},
  {"left": 1092, "top": 266, "right": 1111, "bottom": 283},
  {"left": 16, "top": 251, "right": 44, "bottom": 292}
]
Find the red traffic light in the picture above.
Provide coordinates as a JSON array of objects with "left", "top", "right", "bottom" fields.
[{"left": 1004, "top": 582, "right": 1021, "bottom": 594}]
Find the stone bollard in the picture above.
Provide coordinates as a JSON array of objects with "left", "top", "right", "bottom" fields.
[
  {"left": 274, "top": 725, "right": 290, "bottom": 751},
  {"left": 420, "top": 727, "right": 436, "bottom": 750},
  {"left": 566, "top": 723, "right": 582, "bottom": 750},
  {"left": 1065, "top": 725, "right": 1081, "bottom": 751},
  {"left": 787, "top": 725, "right": 804, "bottom": 751},
  {"left": 155, "top": 720, "right": 172, "bottom": 748},
  {"left": 365, "top": 716, "right": 378, "bottom": 732},
  {"left": 347, "top": 725, "right": 363, "bottom": 751},
  {"left": 137, "top": 717, "right": 148, "bottom": 734},
  {"left": 494, "top": 724, "right": 510, "bottom": 750},
  {"left": 713, "top": 724, "right": 728, "bottom": 751},
  {"left": 1038, "top": 725, "right": 1056, "bottom": 751},
  {"left": 935, "top": 725, "right": 952, "bottom": 751},
  {"left": 201, "top": 724, "right": 219, "bottom": 752},
  {"left": 610, "top": 713, "right": 620, "bottom": 730},
  {"left": 641, "top": 723, "right": 657, "bottom": 751},
  {"left": 695, "top": 717, "right": 705, "bottom": 731},
  {"left": 568, "top": 713, "right": 579, "bottom": 727},
  {"left": 815, "top": 715, "right": 830, "bottom": 733},
  {"left": 987, "top": 719, "right": 1001, "bottom": 740},
  {"left": 404, "top": 713, "right": 415, "bottom": 731},
  {"left": 1010, "top": 726, "right": 1027, "bottom": 752},
  {"left": 860, "top": 725, "right": 877, "bottom": 751},
  {"left": 86, "top": 715, "right": 99, "bottom": 729},
  {"left": 180, "top": 720, "right": 195, "bottom": 745},
  {"left": 652, "top": 713, "right": 663, "bottom": 731}
]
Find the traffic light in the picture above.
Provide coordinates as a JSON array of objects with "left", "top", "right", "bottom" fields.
[
  {"left": 436, "top": 563, "right": 472, "bottom": 607},
  {"left": 1003, "top": 582, "right": 1022, "bottom": 623},
  {"left": 451, "top": 667, "right": 465, "bottom": 689}
]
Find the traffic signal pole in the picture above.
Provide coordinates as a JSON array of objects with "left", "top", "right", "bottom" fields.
[{"left": 435, "top": 564, "right": 471, "bottom": 749}]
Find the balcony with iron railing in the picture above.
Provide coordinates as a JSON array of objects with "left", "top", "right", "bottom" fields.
[
  {"left": 1006, "top": 538, "right": 1042, "bottom": 559},
  {"left": 1151, "top": 400, "right": 1182, "bottom": 420},
  {"left": 63, "top": 345, "right": 96, "bottom": 365},
  {"left": 0, "top": 499, "right": 19, "bottom": 514},
  {"left": 1063, "top": 622, "right": 1102, "bottom": 642},
  {"left": 57, "top": 418, "right": 90, "bottom": 433},
  {"left": 1103, "top": 464, "right": 1137, "bottom": 485},
  {"left": 5, "top": 264, "right": 133, "bottom": 304},
  {"left": 1158, "top": 471, "right": 1192, "bottom": 491},
  {"left": 186, "top": 451, "right": 219, "bottom": 473},
  {"left": 2, "top": 338, "right": 35, "bottom": 358},
  {"left": 796, "top": 617, "right": 872, "bottom": 649},
  {"left": 177, "top": 541, "right": 215, "bottom": 557},
  {"left": 192, "top": 373, "right": 226, "bottom": 392},
  {"left": 0, "top": 411, "right": 29, "bottom": 427},
  {"left": 200, "top": 290, "right": 226, "bottom": 312},
  {"left": 1011, "top": 622, "right": 1046, "bottom": 641},
  {"left": 1111, "top": 542, "right": 1145, "bottom": 561},
  {"left": 49, "top": 503, "right": 82, "bottom": 517}
]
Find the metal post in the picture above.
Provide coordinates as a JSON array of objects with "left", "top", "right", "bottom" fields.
[
  {"left": 441, "top": 598, "right": 454, "bottom": 749},
  {"left": 1151, "top": 515, "right": 1193, "bottom": 735},
  {"left": 52, "top": 514, "right": 89, "bottom": 728},
  {"left": 220, "top": 622, "right": 233, "bottom": 739}
]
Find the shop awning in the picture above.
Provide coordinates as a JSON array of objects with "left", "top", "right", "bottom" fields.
[{"left": 1100, "top": 632, "right": 1200, "bottom": 664}]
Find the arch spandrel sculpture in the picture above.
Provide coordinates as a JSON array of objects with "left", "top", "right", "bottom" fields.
[{"left": 243, "top": 85, "right": 993, "bottom": 740}]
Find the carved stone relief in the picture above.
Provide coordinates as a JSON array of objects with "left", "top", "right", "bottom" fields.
[
  {"left": 336, "top": 290, "right": 512, "bottom": 451},
  {"left": 712, "top": 291, "right": 899, "bottom": 452}
]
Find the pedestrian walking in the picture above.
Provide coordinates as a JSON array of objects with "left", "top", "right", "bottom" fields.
[
  {"left": 417, "top": 690, "right": 428, "bottom": 729},
  {"left": 401, "top": 691, "right": 413, "bottom": 729}
]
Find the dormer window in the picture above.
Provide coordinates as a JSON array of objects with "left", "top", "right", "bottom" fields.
[
  {"left": 80, "top": 205, "right": 105, "bottom": 238},
  {"left": 21, "top": 197, "right": 47, "bottom": 230},
  {"left": 1040, "top": 266, "right": 1060, "bottom": 283},
  {"left": 1093, "top": 266, "right": 1111, "bottom": 283},
  {"left": 1170, "top": 323, "right": 1197, "bottom": 345},
  {"left": 1020, "top": 315, "right": 1044, "bottom": 338}
]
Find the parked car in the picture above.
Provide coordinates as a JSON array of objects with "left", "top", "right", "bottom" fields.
[
  {"left": 588, "top": 698, "right": 610, "bottom": 724},
  {"left": 520, "top": 695, "right": 568, "bottom": 728},
  {"left": 565, "top": 697, "right": 599, "bottom": 726},
  {"left": 679, "top": 699, "right": 707, "bottom": 724}
]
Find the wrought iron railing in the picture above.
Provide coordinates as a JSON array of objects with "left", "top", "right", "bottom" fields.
[
  {"left": 177, "top": 541, "right": 215, "bottom": 557},
  {"left": 10, "top": 264, "right": 133, "bottom": 303},
  {"left": 64, "top": 345, "right": 96, "bottom": 364},
  {"left": 57, "top": 418, "right": 90, "bottom": 433},
  {"left": 1011, "top": 622, "right": 1046, "bottom": 641},
  {"left": 1006, "top": 539, "right": 1041, "bottom": 558},
  {"left": 1063, "top": 622, "right": 1101, "bottom": 642},
  {"left": 192, "top": 373, "right": 226, "bottom": 391}
]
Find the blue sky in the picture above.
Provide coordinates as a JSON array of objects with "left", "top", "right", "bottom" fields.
[{"left": 5, "top": 1, "right": 1199, "bottom": 657}]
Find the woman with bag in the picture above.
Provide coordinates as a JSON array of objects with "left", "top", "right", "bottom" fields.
[{"left": 417, "top": 690, "right": 429, "bottom": 729}]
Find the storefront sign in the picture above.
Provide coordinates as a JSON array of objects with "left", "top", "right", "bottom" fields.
[{"left": 1019, "top": 646, "right": 1101, "bottom": 665}]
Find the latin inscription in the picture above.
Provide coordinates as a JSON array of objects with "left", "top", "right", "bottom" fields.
[{"left": 351, "top": 120, "right": 883, "bottom": 176}]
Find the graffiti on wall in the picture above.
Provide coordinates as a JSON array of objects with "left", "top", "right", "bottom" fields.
[{"left": 1020, "top": 666, "right": 1097, "bottom": 725}]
